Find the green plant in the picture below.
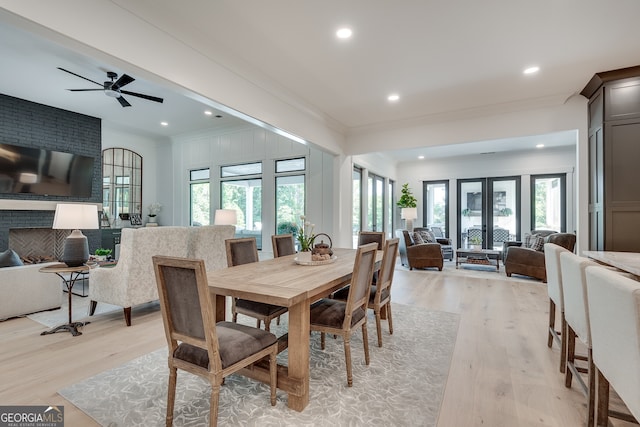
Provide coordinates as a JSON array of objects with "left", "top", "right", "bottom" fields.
[
  {"left": 277, "top": 221, "right": 298, "bottom": 235},
  {"left": 462, "top": 208, "right": 472, "bottom": 217},
  {"left": 499, "top": 207, "right": 513, "bottom": 216},
  {"left": 95, "top": 248, "right": 112, "bottom": 256},
  {"left": 296, "top": 215, "right": 315, "bottom": 251},
  {"left": 469, "top": 236, "right": 482, "bottom": 245},
  {"left": 396, "top": 183, "right": 417, "bottom": 208}
]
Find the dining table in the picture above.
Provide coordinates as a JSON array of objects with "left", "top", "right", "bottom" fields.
[
  {"left": 583, "top": 251, "right": 640, "bottom": 277},
  {"left": 206, "top": 247, "right": 382, "bottom": 412}
]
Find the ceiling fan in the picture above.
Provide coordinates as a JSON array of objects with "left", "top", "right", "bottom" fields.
[{"left": 57, "top": 67, "right": 164, "bottom": 107}]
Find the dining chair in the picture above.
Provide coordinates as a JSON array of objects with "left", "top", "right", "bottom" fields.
[
  {"left": 585, "top": 266, "right": 640, "bottom": 426},
  {"left": 271, "top": 233, "right": 296, "bottom": 258},
  {"left": 334, "top": 238, "right": 400, "bottom": 347},
  {"left": 309, "top": 242, "right": 378, "bottom": 387},
  {"left": 225, "top": 237, "right": 288, "bottom": 331},
  {"left": 543, "top": 242, "right": 572, "bottom": 373},
  {"left": 152, "top": 255, "right": 278, "bottom": 427},
  {"left": 559, "top": 251, "right": 598, "bottom": 426},
  {"left": 358, "top": 231, "right": 385, "bottom": 250}
]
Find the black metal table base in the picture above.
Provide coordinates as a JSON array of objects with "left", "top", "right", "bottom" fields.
[{"left": 40, "top": 321, "right": 90, "bottom": 337}]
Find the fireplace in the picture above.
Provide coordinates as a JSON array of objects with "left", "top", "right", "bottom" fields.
[{"left": 8, "top": 228, "right": 69, "bottom": 263}]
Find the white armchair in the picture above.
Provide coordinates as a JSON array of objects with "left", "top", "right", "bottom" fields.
[{"left": 89, "top": 227, "right": 190, "bottom": 326}]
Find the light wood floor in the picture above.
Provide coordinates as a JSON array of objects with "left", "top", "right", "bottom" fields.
[{"left": 0, "top": 264, "right": 635, "bottom": 426}]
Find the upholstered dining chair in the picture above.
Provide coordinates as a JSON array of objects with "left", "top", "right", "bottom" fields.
[
  {"left": 559, "top": 251, "right": 599, "bottom": 427},
  {"left": 271, "top": 233, "right": 296, "bottom": 258},
  {"left": 225, "top": 237, "right": 288, "bottom": 331},
  {"left": 152, "top": 255, "right": 278, "bottom": 427},
  {"left": 544, "top": 242, "right": 573, "bottom": 374},
  {"left": 585, "top": 266, "right": 640, "bottom": 426},
  {"left": 310, "top": 242, "right": 378, "bottom": 387},
  {"left": 334, "top": 238, "right": 400, "bottom": 347},
  {"left": 358, "top": 231, "right": 385, "bottom": 250}
]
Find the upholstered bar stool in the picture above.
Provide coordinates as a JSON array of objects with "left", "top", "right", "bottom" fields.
[
  {"left": 585, "top": 266, "right": 640, "bottom": 426},
  {"left": 559, "top": 251, "right": 599, "bottom": 426},
  {"left": 543, "top": 243, "right": 572, "bottom": 373}
]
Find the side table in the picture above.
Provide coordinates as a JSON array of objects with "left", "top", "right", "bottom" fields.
[{"left": 39, "top": 263, "right": 92, "bottom": 336}]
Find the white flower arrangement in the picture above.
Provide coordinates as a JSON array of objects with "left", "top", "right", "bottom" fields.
[{"left": 148, "top": 202, "right": 162, "bottom": 217}]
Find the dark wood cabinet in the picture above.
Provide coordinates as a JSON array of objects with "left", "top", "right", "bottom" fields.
[
  {"left": 582, "top": 66, "right": 640, "bottom": 251},
  {"left": 101, "top": 228, "right": 122, "bottom": 252}
]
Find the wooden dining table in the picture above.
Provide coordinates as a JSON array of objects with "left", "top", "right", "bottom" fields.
[
  {"left": 206, "top": 247, "right": 382, "bottom": 412},
  {"left": 583, "top": 251, "right": 640, "bottom": 277}
]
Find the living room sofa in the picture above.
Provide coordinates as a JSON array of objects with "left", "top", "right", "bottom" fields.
[
  {"left": 0, "top": 262, "right": 62, "bottom": 320},
  {"left": 89, "top": 225, "right": 235, "bottom": 326}
]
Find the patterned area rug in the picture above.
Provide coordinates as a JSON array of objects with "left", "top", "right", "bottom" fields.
[{"left": 59, "top": 304, "right": 459, "bottom": 427}]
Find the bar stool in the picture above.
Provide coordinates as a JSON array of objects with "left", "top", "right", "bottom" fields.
[{"left": 543, "top": 243, "right": 572, "bottom": 373}]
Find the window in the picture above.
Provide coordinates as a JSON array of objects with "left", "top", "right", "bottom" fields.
[
  {"left": 352, "top": 167, "right": 362, "bottom": 247},
  {"left": 423, "top": 180, "right": 449, "bottom": 236},
  {"left": 221, "top": 162, "right": 263, "bottom": 249},
  {"left": 275, "top": 158, "right": 305, "bottom": 235},
  {"left": 189, "top": 168, "right": 210, "bottom": 226},
  {"left": 367, "top": 173, "right": 385, "bottom": 232},
  {"left": 387, "top": 180, "right": 394, "bottom": 238},
  {"left": 532, "top": 174, "right": 566, "bottom": 232}
]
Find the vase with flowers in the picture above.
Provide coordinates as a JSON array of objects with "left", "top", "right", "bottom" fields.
[
  {"left": 296, "top": 215, "right": 315, "bottom": 262},
  {"left": 147, "top": 202, "right": 162, "bottom": 223}
]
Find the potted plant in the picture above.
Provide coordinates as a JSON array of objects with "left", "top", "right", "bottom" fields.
[
  {"left": 94, "top": 248, "right": 112, "bottom": 261},
  {"left": 148, "top": 202, "right": 162, "bottom": 223},
  {"left": 499, "top": 207, "right": 513, "bottom": 216},
  {"left": 468, "top": 236, "right": 482, "bottom": 250},
  {"left": 397, "top": 183, "right": 418, "bottom": 230}
]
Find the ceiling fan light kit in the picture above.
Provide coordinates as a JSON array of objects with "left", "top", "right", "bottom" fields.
[{"left": 57, "top": 67, "right": 164, "bottom": 107}]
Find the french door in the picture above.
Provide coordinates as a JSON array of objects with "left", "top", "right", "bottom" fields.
[
  {"left": 457, "top": 176, "right": 520, "bottom": 250},
  {"left": 423, "top": 180, "right": 449, "bottom": 237}
]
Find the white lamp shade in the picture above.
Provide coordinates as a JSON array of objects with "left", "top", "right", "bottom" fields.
[
  {"left": 401, "top": 207, "right": 418, "bottom": 220},
  {"left": 52, "top": 204, "right": 99, "bottom": 230},
  {"left": 214, "top": 209, "right": 237, "bottom": 225}
]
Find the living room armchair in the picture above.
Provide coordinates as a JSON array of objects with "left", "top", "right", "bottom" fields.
[
  {"left": 504, "top": 232, "right": 576, "bottom": 282},
  {"left": 396, "top": 229, "right": 443, "bottom": 271},
  {"left": 414, "top": 227, "right": 453, "bottom": 261}
]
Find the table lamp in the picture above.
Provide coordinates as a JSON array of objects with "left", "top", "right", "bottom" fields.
[
  {"left": 53, "top": 203, "right": 99, "bottom": 267},
  {"left": 401, "top": 207, "right": 418, "bottom": 232},
  {"left": 214, "top": 209, "right": 237, "bottom": 226}
]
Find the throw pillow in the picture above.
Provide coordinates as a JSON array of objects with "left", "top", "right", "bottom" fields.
[
  {"left": 528, "top": 235, "right": 545, "bottom": 251},
  {"left": 523, "top": 233, "right": 533, "bottom": 247},
  {"left": 411, "top": 232, "right": 424, "bottom": 245},
  {"left": 419, "top": 230, "right": 436, "bottom": 243},
  {"left": 0, "top": 249, "right": 24, "bottom": 268}
]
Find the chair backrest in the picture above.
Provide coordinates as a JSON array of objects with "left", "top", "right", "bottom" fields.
[
  {"left": 493, "top": 227, "right": 510, "bottom": 243},
  {"left": 585, "top": 266, "right": 640, "bottom": 421},
  {"left": 153, "top": 256, "right": 221, "bottom": 373},
  {"left": 560, "top": 251, "right": 598, "bottom": 347},
  {"left": 225, "top": 237, "right": 259, "bottom": 267},
  {"left": 544, "top": 243, "right": 571, "bottom": 307},
  {"left": 343, "top": 243, "right": 378, "bottom": 328},
  {"left": 271, "top": 234, "right": 296, "bottom": 258},
  {"left": 430, "top": 226, "right": 444, "bottom": 238},
  {"left": 547, "top": 233, "right": 576, "bottom": 252},
  {"left": 467, "top": 227, "right": 483, "bottom": 242},
  {"left": 187, "top": 225, "right": 236, "bottom": 271},
  {"left": 358, "top": 231, "right": 385, "bottom": 250},
  {"left": 376, "top": 238, "right": 399, "bottom": 299}
]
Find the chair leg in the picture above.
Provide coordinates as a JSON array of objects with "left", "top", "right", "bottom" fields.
[
  {"left": 374, "top": 308, "right": 383, "bottom": 347},
  {"left": 256, "top": 319, "right": 261, "bottom": 329},
  {"left": 560, "top": 313, "right": 567, "bottom": 374},
  {"left": 269, "top": 347, "right": 277, "bottom": 406},
  {"left": 209, "top": 383, "right": 221, "bottom": 427},
  {"left": 276, "top": 315, "right": 281, "bottom": 326},
  {"left": 587, "top": 348, "right": 595, "bottom": 427},
  {"left": 565, "top": 325, "right": 576, "bottom": 388},
  {"left": 123, "top": 307, "right": 132, "bottom": 327},
  {"left": 362, "top": 323, "right": 370, "bottom": 366},
  {"left": 89, "top": 300, "right": 97, "bottom": 316},
  {"left": 264, "top": 319, "right": 271, "bottom": 332},
  {"left": 595, "top": 367, "right": 609, "bottom": 427},
  {"left": 343, "top": 335, "right": 353, "bottom": 387},
  {"left": 320, "top": 332, "right": 326, "bottom": 350},
  {"left": 166, "top": 367, "right": 177, "bottom": 427},
  {"left": 387, "top": 302, "right": 394, "bottom": 335},
  {"left": 548, "top": 299, "right": 556, "bottom": 348}
]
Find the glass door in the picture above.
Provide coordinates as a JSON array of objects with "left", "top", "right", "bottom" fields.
[
  {"left": 458, "top": 177, "right": 520, "bottom": 250},
  {"left": 423, "top": 180, "right": 449, "bottom": 237}
]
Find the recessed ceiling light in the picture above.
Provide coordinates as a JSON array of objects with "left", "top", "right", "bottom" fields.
[
  {"left": 160, "top": 122, "right": 168, "bottom": 126},
  {"left": 388, "top": 94, "right": 400, "bottom": 102},
  {"left": 524, "top": 66, "right": 540, "bottom": 75},
  {"left": 418, "top": 155, "right": 425, "bottom": 160},
  {"left": 215, "top": 115, "right": 223, "bottom": 118},
  {"left": 204, "top": 110, "right": 213, "bottom": 116},
  {"left": 336, "top": 28, "right": 353, "bottom": 39},
  {"left": 536, "top": 143, "right": 544, "bottom": 148}
]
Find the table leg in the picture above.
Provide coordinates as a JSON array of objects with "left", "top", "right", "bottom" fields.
[
  {"left": 287, "top": 301, "right": 310, "bottom": 411},
  {"left": 41, "top": 271, "right": 88, "bottom": 337}
]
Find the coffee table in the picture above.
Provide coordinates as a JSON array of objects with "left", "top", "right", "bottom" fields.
[{"left": 456, "top": 248, "right": 501, "bottom": 272}]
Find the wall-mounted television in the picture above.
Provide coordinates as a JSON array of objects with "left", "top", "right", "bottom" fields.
[{"left": 0, "top": 142, "right": 94, "bottom": 197}]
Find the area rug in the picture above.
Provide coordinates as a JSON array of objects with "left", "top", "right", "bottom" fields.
[
  {"left": 401, "top": 260, "right": 541, "bottom": 284},
  {"left": 59, "top": 304, "right": 459, "bottom": 427}
]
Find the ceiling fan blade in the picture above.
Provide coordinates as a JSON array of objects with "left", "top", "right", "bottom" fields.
[
  {"left": 57, "top": 67, "right": 102, "bottom": 86},
  {"left": 117, "top": 96, "right": 131, "bottom": 107},
  {"left": 112, "top": 74, "right": 135, "bottom": 90},
  {"left": 67, "top": 89, "right": 104, "bottom": 92},
  {"left": 121, "top": 90, "right": 164, "bottom": 103}
]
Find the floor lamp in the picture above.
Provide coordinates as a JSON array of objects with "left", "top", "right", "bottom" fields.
[{"left": 53, "top": 203, "right": 99, "bottom": 267}]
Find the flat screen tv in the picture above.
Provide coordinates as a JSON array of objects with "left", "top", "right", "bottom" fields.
[{"left": 0, "top": 142, "right": 94, "bottom": 197}]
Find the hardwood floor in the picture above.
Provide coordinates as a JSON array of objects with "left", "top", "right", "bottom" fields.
[{"left": 0, "top": 263, "right": 635, "bottom": 426}]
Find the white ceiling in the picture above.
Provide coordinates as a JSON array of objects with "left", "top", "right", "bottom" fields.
[{"left": 2, "top": 1, "right": 640, "bottom": 161}]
